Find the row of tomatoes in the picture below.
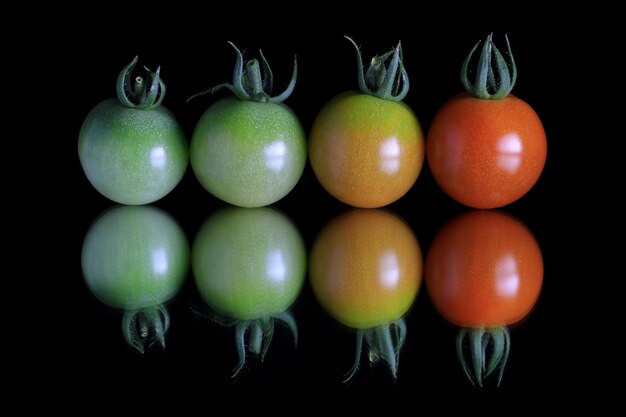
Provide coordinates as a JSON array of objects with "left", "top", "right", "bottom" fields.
[
  {"left": 79, "top": 35, "right": 547, "bottom": 209},
  {"left": 82, "top": 204, "right": 543, "bottom": 383}
]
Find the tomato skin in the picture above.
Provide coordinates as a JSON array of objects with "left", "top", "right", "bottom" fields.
[
  {"left": 426, "top": 93, "right": 546, "bottom": 208},
  {"left": 309, "top": 209, "right": 422, "bottom": 329},
  {"left": 190, "top": 98, "right": 307, "bottom": 208},
  {"left": 79, "top": 99, "right": 188, "bottom": 205},
  {"left": 309, "top": 92, "right": 424, "bottom": 208},
  {"left": 425, "top": 210, "right": 543, "bottom": 328},
  {"left": 81, "top": 205, "right": 189, "bottom": 310},
  {"left": 192, "top": 207, "right": 306, "bottom": 320}
]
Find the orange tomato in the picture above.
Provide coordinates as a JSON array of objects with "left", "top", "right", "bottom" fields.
[
  {"left": 425, "top": 210, "right": 543, "bottom": 328},
  {"left": 309, "top": 209, "right": 422, "bottom": 328},
  {"left": 309, "top": 92, "right": 424, "bottom": 208}
]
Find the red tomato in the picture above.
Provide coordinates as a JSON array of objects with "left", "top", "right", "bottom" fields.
[
  {"left": 425, "top": 210, "right": 543, "bottom": 328},
  {"left": 426, "top": 35, "right": 547, "bottom": 209},
  {"left": 309, "top": 209, "right": 422, "bottom": 329}
]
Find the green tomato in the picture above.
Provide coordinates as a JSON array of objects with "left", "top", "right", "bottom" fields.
[
  {"left": 190, "top": 98, "right": 306, "bottom": 207},
  {"left": 192, "top": 206, "right": 306, "bottom": 319},
  {"left": 79, "top": 98, "right": 188, "bottom": 205},
  {"left": 82, "top": 205, "right": 189, "bottom": 353},
  {"left": 82, "top": 205, "right": 189, "bottom": 310}
]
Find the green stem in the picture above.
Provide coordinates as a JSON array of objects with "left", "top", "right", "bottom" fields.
[
  {"left": 189, "top": 42, "right": 297, "bottom": 104},
  {"left": 345, "top": 36, "right": 409, "bottom": 102},
  {"left": 461, "top": 33, "right": 517, "bottom": 100},
  {"left": 115, "top": 56, "right": 166, "bottom": 109}
]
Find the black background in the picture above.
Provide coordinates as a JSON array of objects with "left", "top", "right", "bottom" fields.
[{"left": 50, "top": 12, "right": 605, "bottom": 413}]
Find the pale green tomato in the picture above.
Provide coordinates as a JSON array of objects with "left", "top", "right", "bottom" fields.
[
  {"left": 79, "top": 99, "right": 188, "bottom": 205},
  {"left": 82, "top": 205, "right": 189, "bottom": 310},
  {"left": 190, "top": 98, "right": 306, "bottom": 207},
  {"left": 192, "top": 207, "right": 306, "bottom": 319}
]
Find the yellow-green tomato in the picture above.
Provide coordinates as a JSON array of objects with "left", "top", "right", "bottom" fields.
[
  {"left": 309, "top": 209, "right": 422, "bottom": 328},
  {"left": 309, "top": 92, "right": 424, "bottom": 208},
  {"left": 79, "top": 98, "right": 188, "bottom": 205},
  {"left": 190, "top": 98, "right": 306, "bottom": 207},
  {"left": 81, "top": 205, "right": 189, "bottom": 310},
  {"left": 192, "top": 207, "right": 306, "bottom": 319}
]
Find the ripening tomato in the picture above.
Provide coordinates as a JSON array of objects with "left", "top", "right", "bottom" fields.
[
  {"left": 81, "top": 205, "right": 189, "bottom": 353},
  {"left": 309, "top": 209, "right": 422, "bottom": 329},
  {"left": 309, "top": 208, "right": 422, "bottom": 380},
  {"left": 190, "top": 44, "right": 306, "bottom": 207},
  {"left": 426, "top": 35, "right": 546, "bottom": 208},
  {"left": 309, "top": 38, "right": 424, "bottom": 208},
  {"left": 79, "top": 57, "right": 188, "bottom": 205},
  {"left": 425, "top": 210, "right": 543, "bottom": 328}
]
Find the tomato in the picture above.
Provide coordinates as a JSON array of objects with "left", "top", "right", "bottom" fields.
[
  {"left": 81, "top": 205, "right": 189, "bottom": 353},
  {"left": 426, "top": 35, "right": 546, "bottom": 209},
  {"left": 79, "top": 57, "right": 188, "bottom": 205},
  {"left": 190, "top": 44, "right": 306, "bottom": 207},
  {"left": 426, "top": 94, "right": 546, "bottom": 208},
  {"left": 309, "top": 209, "right": 422, "bottom": 379},
  {"left": 309, "top": 38, "right": 424, "bottom": 208},
  {"left": 424, "top": 209, "right": 543, "bottom": 386},
  {"left": 425, "top": 210, "right": 543, "bottom": 328},
  {"left": 192, "top": 207, "right": 306, "bottom": 375}
]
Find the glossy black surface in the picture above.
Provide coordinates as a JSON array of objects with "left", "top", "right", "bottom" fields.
[{"left": 62, "top": 18, "right": 595, "bottom": 412}]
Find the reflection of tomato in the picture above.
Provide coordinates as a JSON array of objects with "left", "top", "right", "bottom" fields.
[
  {"left": 192, "top": 207, "right": 306, "bottom": 376},
  {"left": 425, "top": 210, "right": 543, "bottom": 328},
  {"left": 192, "top": 207, "right": 306, "bottom": 320},
  {"left": 309, "top": 209, "right": 422, "bottom": 328},
  {"left": 81, "top": 205, "right": 189, "bottom": 353},
  {"left": 82, "top": 205, "right": 189, "bottom": 310}
]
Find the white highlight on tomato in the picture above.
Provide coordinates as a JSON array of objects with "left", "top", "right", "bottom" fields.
[
  {"left": 266, "top": 249, "right": 287, "bottom": 283},
  {"left": 495, "top": 253, "right": 520, "bottom": 297},
  {"left": 379, "top": 136, "right": 401, "bottom": 174},
  {"left": 150, "top": 146, "right": 167, "bottom": 168},
  {"left": 379, "top": 250, "right": 400, "bottom": 288},
  {"left": 152, "top": 247, "right": 169, "bottom": 275},
  {"left": 264, "top": 140, "right": 287, "bottom": 171},
  {"left": 497, "top": 133, "right": 522, "bottom": 173}
]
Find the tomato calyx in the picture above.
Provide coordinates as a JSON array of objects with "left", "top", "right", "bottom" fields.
[
  {"left": 193, "top": 305, "right": 298, "bottom": 377},
  {"left": 345, "top": 36, "right": 409, "bottom": 102},
  {"left": 344, "top": 319, "right": 406, "bottom": 383},
  {"left": 189, "top": 42, "right": 297, "bottom": 104},
  {"left": 116, "top": 56, "right": 166, "bottom": 110},
  {"left": 456, "top": 326, "right": 510, "bottom": 387},
  {"left": 122, "top": 304, "right": 170, "bottom": 354},
  {"left": 461, "top": 33, "right": 517, "bottom": 100}
]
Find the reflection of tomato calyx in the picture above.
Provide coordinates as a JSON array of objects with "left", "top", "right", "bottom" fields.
[
  {"left": 122, "top": 304, "right": 170, "bottom": 355},
  {"left": 309, "top": 209, "right": 422, "bottom": 381},
  {"left": 346, "top": 319, "right": 406, "bottom": 382},
  {"left": 193, "top": 305, "right": 297, "bottom": 377},
  {"left": 456, "top": 327, "right": 510, "bottom": 387}
]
